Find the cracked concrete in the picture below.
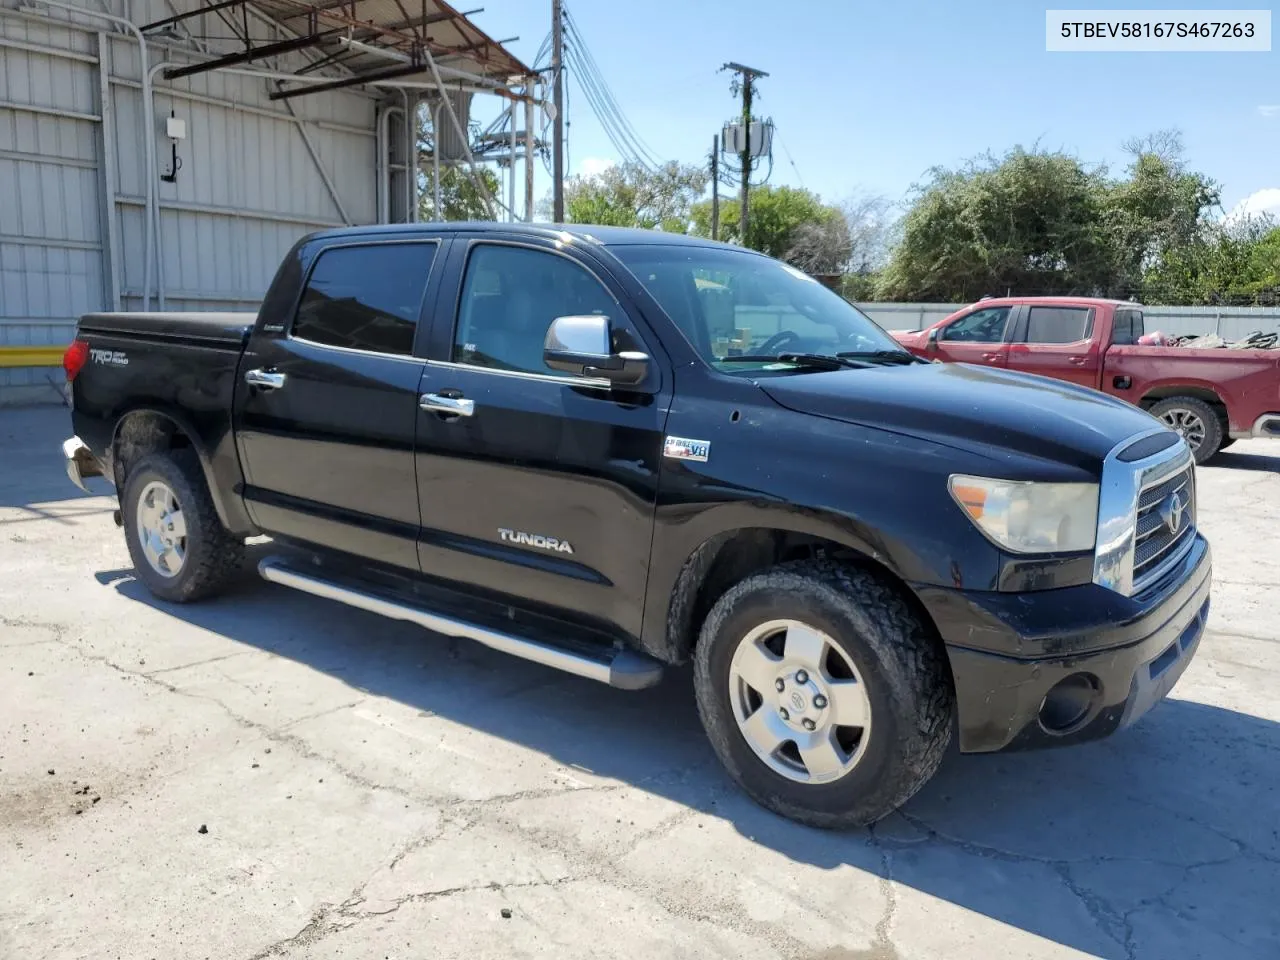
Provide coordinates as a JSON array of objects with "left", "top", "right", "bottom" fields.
[{"left": 2, "top": 405, "right": 1279, "bottom": 959}]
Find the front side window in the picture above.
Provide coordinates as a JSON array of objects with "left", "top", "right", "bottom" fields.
[
  {"left": 611, "top": 244, "right": 905, "bottom": 373},
  {"left": 1024, "top": 306, "right": 1092, "bottom": 344},
  {"left": 453, "top": 244, "right": 618, "bottom": 377},
  {"left": 292, "top": 242, "right": 436, "bottom": 355},
  {"left": 941, "top": 306, "right": 1011, "bottom": 343}
]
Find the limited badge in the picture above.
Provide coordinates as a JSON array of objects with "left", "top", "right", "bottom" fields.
[{"left": 664, "top": 436, "right": 710, "bottom": 463}]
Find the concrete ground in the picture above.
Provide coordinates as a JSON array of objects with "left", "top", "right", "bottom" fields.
[{"left": 1, "top": 405, "right": 1277, "bottom": 960}]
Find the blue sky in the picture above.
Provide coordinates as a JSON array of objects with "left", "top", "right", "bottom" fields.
[{"left": 467, "top": 0, "right": 1280, "bottom": 218}]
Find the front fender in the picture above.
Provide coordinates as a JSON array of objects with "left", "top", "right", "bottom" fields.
[{"left": 642, "top": 504, "right": 894, "bottom": 664}]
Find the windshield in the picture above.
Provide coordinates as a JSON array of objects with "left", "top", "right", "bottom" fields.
[{"left": 611, "top": 244, "right": 906, "bottom": 373}]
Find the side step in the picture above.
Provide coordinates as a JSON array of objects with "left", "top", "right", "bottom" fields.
[{"left": 257, "top": 557, "right": 664, "bottom": 691}]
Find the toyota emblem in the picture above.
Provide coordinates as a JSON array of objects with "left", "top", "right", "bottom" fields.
[{"left": 1158, "top": 494, "right": 1184, "bottom": 536}]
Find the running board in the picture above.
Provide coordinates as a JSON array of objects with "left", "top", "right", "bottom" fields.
[{"left": 257, "top": 557, "right": 664, "bottom": 691}]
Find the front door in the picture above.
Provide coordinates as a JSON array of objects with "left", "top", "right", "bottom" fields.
[
  {"left": 234, "top": 238, "right": 444, "bottom": 570},
  {"left": 413, "top": 238, "right": 672, "bottom": 641},
  {"left": 930, "top": 304, "right": 1013, "bottom": 367},
  {"left": 1005, "top": 303, "right": 1100, "bottom": 389}
]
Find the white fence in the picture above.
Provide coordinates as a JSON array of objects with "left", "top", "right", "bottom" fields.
[{"left": 858, "top": 302, "right": 1280, "bottom": 342}]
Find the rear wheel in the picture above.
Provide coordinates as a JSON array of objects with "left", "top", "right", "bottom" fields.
[
  {"left": 1149, "top": 396, "right": 1223, "bottom": 464},
  {"left": 122, "top": 451, "right": 244, "bottom": 602},
  {"left": 693, "top": 560, "right": 953, "bottom": 829}
]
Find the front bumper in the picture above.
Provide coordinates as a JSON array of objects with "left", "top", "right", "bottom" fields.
[
  {"left": 63, "top": 436, "right": 106, "bottom": 494},
  {"left": 918, "top": 535, "right": 1212, "bottom": 753}
]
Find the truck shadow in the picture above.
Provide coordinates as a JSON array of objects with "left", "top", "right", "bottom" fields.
[
  {"left": 1210, "top": 449, "right": 1280, "bottom": 473},
  {"left": 99, "top": 559, "right": 1278, "bottom": 959}
]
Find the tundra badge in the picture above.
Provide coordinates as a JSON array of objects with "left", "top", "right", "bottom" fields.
[{"left": 498, "top": 528, "right": 574, "bottom": 554}]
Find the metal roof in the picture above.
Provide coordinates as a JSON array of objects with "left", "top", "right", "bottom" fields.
[{"left": 145, "top": 0, "right": 531, "bottom": 98}]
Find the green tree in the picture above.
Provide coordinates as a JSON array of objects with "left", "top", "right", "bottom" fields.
[
  {"left": 875, "top": 149, "right": 1114, "bottom": 301},
  {"left": 1144, "top": 218, "right": 1280, "bottom": 304},
  {"left": 692, "top": 184, "right": 838, "bottom": 260},
  {"left": 418, "top": 165, "right": 501, "bottom": 221},
  {"left": 875, "top": 134, "right": 1220, "bottom": 302},
  {"left": 562, "top": 161, "right": 709, "bottom": 231}
]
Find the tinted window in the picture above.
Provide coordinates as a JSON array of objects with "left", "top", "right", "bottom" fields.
[
  {"left": 1025, "top": 306, "right": 1092, "bottom": 344},
  {"left": 292, "top": 243, "right": 436, "bottom": 355},
  {"left": 611, "top": 245, "right": 902, "bottom": 371},
  {"left": 1112, "top": 308, "right": 1144, "bottom": 345},
  {"left": 941, "top": 306, "right": 1010, "bottom": 342},
  {"left": 453, "top": 245, "right": 617, "bottom": 376}
]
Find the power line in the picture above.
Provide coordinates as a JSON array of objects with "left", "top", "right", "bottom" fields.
[
  {"left": 774, "top": 128, "right": 803, "bottom": 187},
  {"left": 560, "top": 5, "right": 660, "bottom": 171}
]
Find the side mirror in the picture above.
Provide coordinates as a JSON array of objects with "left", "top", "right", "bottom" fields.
[
  {"left": 926, "top": 326, "right": 940, "bottom": 351},
  {"left": 544, "top": 315, "right": 649, "bottom": 386}
]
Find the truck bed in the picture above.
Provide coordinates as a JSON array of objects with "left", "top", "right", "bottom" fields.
[{"left": 78, "top": 312, "right": 257, "bottom": 345}]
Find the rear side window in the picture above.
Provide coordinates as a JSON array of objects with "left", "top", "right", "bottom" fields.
[
  {"left": 1112, "top": 308, "right": 1144, "bottom": 345},
  {"left": 292, "top": 242, "right": 436, "bottom": 355},
  {"left": 1024, "top": 306, "right": 1092, "bottom": 344}
]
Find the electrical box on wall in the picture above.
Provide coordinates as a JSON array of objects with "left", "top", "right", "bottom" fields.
[{"left": 166, "top": 116, "right": 187, "bottom": 140}]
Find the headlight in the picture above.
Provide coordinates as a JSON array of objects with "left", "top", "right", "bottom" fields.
[{"left": 949, "top": 475, "right": 1099, "bottom": 554}]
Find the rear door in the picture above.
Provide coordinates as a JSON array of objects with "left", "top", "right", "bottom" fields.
[
  {"left": 930, "top": 304, "right": 1014, "bottom": 367},
  {"left": 1006, "top": 303, "right": 1101, "bottom": 388},
  {"left": 412, "top": 236, "right": 672, "bottom": 641},
  {"left": 234, "top": 237, "right": 446, "bottom": 570}
]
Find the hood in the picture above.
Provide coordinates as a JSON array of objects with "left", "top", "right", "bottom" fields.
[{"left": 759, "top": 361, "right": 1164, "bottom": 471}]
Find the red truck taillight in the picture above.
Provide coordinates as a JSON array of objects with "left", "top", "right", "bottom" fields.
[{"left": 63, "top": 339, "right": 89, "bottom": 381}]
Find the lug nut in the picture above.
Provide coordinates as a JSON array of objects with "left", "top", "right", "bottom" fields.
[
  {"left": 779, "top": 707, "right": 790, "bottom": 721},
  {"left": 813, "top": 694, "right": 828, "bottom": 709},
  {"left": 802, "top": 719, "right": 816, "bottom": 731},
  {"left": 775, "top": 679, "right": 785, "bottom": 692},
  {"left": 795, "top": 670, "right": 809, "bottom": 684}
]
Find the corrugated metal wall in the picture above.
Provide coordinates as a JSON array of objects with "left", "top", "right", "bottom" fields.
[
  {"left": 0, "top": 0, "right": 379, "bottom": 401},
  {"left": 861, "top": 301, "right": 1280, "bottom": 341}
]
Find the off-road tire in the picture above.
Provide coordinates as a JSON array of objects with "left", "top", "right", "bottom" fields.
[
  {"left": 693, "top": 560, "right": 953, "bottom": 829},
  {"left": 122, "top": 451, "right": 244, "bottom": 602},
  {"left": 1148, "top": 396, "right": 1223, "bottom": 464}
]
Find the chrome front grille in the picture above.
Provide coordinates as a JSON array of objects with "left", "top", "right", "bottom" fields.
[
  {"left": 1094, "top": 428, "right": 1197, "bottom": 597},
  {"left": 1132, "top": 464, "right": 1196, "bottom": 591}
]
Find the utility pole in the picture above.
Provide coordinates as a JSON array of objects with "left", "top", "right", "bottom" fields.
[
  {"left": 710, "top": 134, "right": 719, "bottom": 241},
  {"left": 524, "top": 81, "right": 535, "bottom": 221},
  {"left": 551, "top": 0, "right": 565, "bottom": 222},
  {"left": 722, "top": 61, "right": 767, "bottom": 247}
]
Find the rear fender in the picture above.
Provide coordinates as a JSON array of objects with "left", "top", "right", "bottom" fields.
[{"left": 111, "top": 404, "right": 257, "bottom": 536}]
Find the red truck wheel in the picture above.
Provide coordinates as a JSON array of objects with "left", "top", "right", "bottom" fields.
[{"left": 1148, "top": 397, "right": 1223, "bottom": 464}]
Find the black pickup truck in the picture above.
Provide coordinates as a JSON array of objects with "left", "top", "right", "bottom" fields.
[{"left": 62, "top": 223, "right": 1212, "bottom": 827}]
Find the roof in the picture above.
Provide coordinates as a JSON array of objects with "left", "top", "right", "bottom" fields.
[
  {"left": 147, "top": 0, "right": 530, "bottom": 97},
  {"left": 966, "top": 296, "right": 1140, "bottom": 308},
  {"left": 305, "top": 222, "right": 736, "bottom": 249}
]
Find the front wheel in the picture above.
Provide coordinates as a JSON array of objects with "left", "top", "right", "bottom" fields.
[{"left": 693, "top": 561, "right": 953, "bottom": 829}]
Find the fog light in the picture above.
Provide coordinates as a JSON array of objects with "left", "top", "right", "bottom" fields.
[{"left": 1038, "top": 673, "right": 1099, "bottom": 733}]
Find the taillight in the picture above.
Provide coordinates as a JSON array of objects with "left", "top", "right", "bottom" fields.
[{"left": 63, "top": 339, "right": 89, "bottom": 381}]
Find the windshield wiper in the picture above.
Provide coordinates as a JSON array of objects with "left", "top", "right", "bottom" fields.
[
  {"left": 719, "top": 353, "right": 871, "bottom": 371},
  {"left": 836, "top": 350, "right": 925, "bottom": 366}
]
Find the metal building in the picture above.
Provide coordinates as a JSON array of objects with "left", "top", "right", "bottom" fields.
[{"left": 0, "top": 0, "right": 532, "bottom": 403}]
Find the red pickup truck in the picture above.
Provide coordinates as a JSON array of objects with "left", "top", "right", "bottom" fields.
[{"left": 893, "top": 296, "right": 1280, "bottom": 463}]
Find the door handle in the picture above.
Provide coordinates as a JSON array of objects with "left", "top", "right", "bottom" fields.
[
  {"left": 1067, "top": 356, "right": 1087, "bottom": 365},
  {"left": 980, "top": 352, "right": 1001, "bottom": 362},
  {"left": 420, "top": 392, "right": 475, "bottom": 417},
  {"left": 245, "top": 368, "right": 286, "bottom": 389}
]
